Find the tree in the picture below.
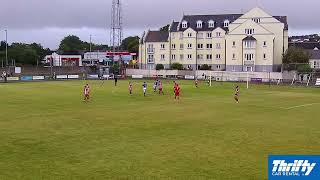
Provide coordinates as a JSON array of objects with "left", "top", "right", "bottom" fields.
[
  {"left": 170, "top": 62, "right": 183, "bottom": 70},
  {"left": 160, "top": 24, "right": 170, "bottom": 32},
  {"left": 200, "top": 64, "right": 211, "bottom": 70},
  {"left": 59, "top": 35, "right": 84, "bottom": 53},
  {"left": 156, "top": 64, "right": 164, "bottom": 70},
  {"left": 283, "top": 47, "right": 310, "bottom": 64},
  {"left": 121, "top": 36, "right": 139, "bottom": 53},
  {"left": 7, "top": 43, "right": 38, "bottom": 65}
]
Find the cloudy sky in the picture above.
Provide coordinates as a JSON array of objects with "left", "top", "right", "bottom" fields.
[{"left": 0, "top": 0, "right": 319, "bottom": 49}]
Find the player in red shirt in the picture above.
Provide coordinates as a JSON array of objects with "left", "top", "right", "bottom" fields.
[
  {"left": 174, "top": 83, "right": 181, "bottom": 100},
  {"left": 83, "top": 84, "right": 90, "bottom": 102},
  {"left": 129, "top": 82, "right": 133, "bottom": 95},
  {"left": 158, "top": 81, "right": 164, "bottom": 95}
]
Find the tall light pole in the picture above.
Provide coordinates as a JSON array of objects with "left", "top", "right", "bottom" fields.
[
  {"left": 111, "top": 0, "right": 123, "bottom": 74},
  {"left": 89, "top": 34, "right": 92, "bottom": 65},
  {"left": 5, "top": 29, "right": 8, "bottom": 67}
]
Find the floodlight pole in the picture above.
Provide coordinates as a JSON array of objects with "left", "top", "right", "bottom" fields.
[{"left": 5, "top": 29, "right": 8, "bottom": 68}]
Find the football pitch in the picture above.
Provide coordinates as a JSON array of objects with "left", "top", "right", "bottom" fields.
[{"left": 0, "top": 80, "right": 319, "bottom": 179}]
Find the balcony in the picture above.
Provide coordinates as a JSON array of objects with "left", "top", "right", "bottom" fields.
[
  {"left": 147, "top": 59, "right": 155, "bottom": 64},
  {"left": 147, "top": 48, "right": 155, "bottom": 54},
  {"left": 244, "top": 60, "right": 255, "bottom": 66}
]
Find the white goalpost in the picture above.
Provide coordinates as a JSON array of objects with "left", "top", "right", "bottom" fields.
[
  {"left": 209, "top": 71, "right": 212, "bottom": 87},
  {"left": 246, "top": 71, "right": 249, "bottom": 89},
  {"left": 291, "top": 74, "right": 296, "bottom": 86}
]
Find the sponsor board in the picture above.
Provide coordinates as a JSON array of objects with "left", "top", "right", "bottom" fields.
[
  {"left": 56, "top": 75, "right": 68, "bottom": 79},
  {"left": 185, "top": 75, "right": 195, "bottom": 80},
  {"left": 7, "top": 77, "right": 19, "bottom": 81},
  {"left": 251, "top": 78, "right": 263, "bottom": 82},
  {"left": 33, "top": 76, "right": 45, "bottom": 80},
  {"left": 21, "top": 76, "right": 33, "bottom": 81},
  {"left": 88, "top": 74, "right": 99, "bottom": 79},
  {"left": 132, "top": 75, "right": 143, "bottom": 79},
  {"left": 68, "top": 75, "right": 79, "bottom": 79},
  {"left": 269, "top": 155, "right": 320, "bottom": 180},
  {"left": 316, "top": 78, "right": 320, "bottom": 86}
]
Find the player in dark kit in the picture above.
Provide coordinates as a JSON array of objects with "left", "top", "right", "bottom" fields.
[
  {"left": 128, "top": 82, "right": 133, "bottom": 95},
  {"left": 195, "top": 79, "right": 198, "bottom": 88},
  {"left": 114, "top": 76, "right": 118, "bottom": 86},
  {"left": 142, "top": 82, "right": 147, "bottom": 97},
  {"left": 234, "top": 86, "right": 240, "bottom": 103}
]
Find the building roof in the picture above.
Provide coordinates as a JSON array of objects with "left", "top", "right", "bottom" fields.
[
  {"left": 289, "top": 42, "right": 320, "bottom": 50},
  {"left": 274, "top": 16, "right": 288, "bottom": 30},
  {"left": 173, "top": 14, "right": 242, "bottom": 32},
  {"left": 169, "top": 14, "right": 288, "bottom": 32},
  {"left": 306, "top": 49, "right": 320, "bottom": 59},
  {"left": 243, "top": 36, "right": 256, "bottom": 41},
  {"left": 145, "top": 31, "right": 169, "bottom": 42},
  {"left": 170, "top": 22, "right": 180, "bottom": 32}
]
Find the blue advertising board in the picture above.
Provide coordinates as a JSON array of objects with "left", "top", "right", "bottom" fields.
[{"left": 269, "top": 155, "right": 320, "bottom": 180}]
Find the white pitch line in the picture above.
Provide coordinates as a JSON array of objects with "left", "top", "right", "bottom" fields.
[{"left": 283, "top": 103, "right": 320, "bottom": 110}]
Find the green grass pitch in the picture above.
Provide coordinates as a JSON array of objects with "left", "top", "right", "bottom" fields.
[{"left": 0, "top": 80, "right": 319, "bottom": 179}]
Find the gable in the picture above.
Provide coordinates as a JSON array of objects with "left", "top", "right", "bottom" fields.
[{"left": 228, "top": 19, "right": 274, "bottom": 35}]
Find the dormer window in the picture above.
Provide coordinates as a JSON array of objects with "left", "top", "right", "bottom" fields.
[
  {"left": 182, "top": 21, "right": 188, "bottom": 28},
  {"left": 224, "top": 20, "right": 230, "bottom": 27},
  {"left": 196, "top": 20, "right": 203, "bottom": 28},
  {"left": 252, "top": 18, "right": 261, "bottom": 23},
  {"left": 208, "top": 20, "right": 215, "bottom": 28}
]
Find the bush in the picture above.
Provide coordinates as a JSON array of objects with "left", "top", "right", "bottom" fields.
[
  {"left": 200, "top": 64, "right": 211, "bottom": 70},
  {"left": 170, "top": 63, "right": 183, "bottom": 70},
  {"left": 155, "top": 64, "right": 164, "bottom": 70},
  {"left": 297, "top": 64, "right": 312, "bottom": 73}
]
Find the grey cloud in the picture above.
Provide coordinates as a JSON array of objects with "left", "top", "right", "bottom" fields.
[
  {"left": 1, "top": 0, "right": 320, "bottom": 30},
  {"left": 0, "top": 0, "right": 319, "bottom": 49}
]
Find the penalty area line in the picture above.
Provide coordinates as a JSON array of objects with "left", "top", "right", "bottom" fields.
[{"left": 281, "top": 103, "right": 320, "bottom": 110}]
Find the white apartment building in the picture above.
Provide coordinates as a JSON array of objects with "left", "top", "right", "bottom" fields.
[{"left": 139, "top": 7, "right": 289, "bottom": 72}]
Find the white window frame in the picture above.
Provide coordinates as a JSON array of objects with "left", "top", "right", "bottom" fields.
[
  {"left": 208, "top": 20, "right": 215, "bottom": 28},
  {"left": 196, "top": 20, "right": 203, "bottom": 28},
  {"left": 160, "top": 44, "right": 165, "bottom": 49},
  {"left": 187, "top": 54, "right": 192, "bottom": 60},
  {"left": 187, "top": 43, "right": 192, "bottom": 49},
  {"left": 223, "top": 20, "right": 230, "bottom": 27},
  {"left": 171, "top": 44, "right": 176, "bottom": 49},
  {"left": 182, "top": 21, "right": 188, "bottom": 28},
  {"left": 187, "top": 33, "right": 192, "bottom": 37},
  {"left": 207, "top": 32, "right": 212, "bottom": 38},
  {"left": 216, "top": 32, "right": 221, "bottom": 37},
  {"left": 216, "top": 54, "right": 221, "bottom": 60},
  {"left": 197, "top": 43, "right": 203, "bottom": 49},
  {"left": 171, "top": 54, "right": 176, "bottom": 60},
  {"left": 160, "top": 54, "right": 165, "bottom": 61}
]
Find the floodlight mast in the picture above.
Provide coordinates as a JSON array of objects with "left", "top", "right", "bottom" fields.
[{"left": 110, "top": 0, "right": 123, "bottom": 74}]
